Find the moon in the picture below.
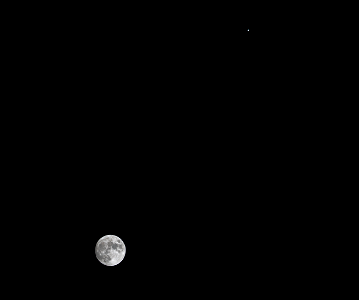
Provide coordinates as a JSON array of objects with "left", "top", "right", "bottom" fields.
[{"left": 96, "top": 235, "right": 126, "bottom": 266}]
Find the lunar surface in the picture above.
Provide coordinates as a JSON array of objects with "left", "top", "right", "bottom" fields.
[{"left": 96, "top": 235, "right": 126, "bottom": 266}]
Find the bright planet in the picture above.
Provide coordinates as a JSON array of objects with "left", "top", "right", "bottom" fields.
[{"left": 95, "top": 235, "right": 126, "bottom": 266}]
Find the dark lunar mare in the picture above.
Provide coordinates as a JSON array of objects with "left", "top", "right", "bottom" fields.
[
  {"left": 116, "top": 239, "right": 124, "bottom": 251},
  {"left": 96, "top": 241, "right": 111, "bottom": 263},
  {"left": 99, "top": 242, "right": 106, "bottom": 251}
]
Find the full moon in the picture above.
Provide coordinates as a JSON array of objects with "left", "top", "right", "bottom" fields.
[{"left": 96, "top": 235, "right": 126, "bottom": 266}]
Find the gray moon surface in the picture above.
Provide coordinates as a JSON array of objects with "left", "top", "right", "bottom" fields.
[{"left": 96, "top": 235, "right": 126, "bottom": 266}]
